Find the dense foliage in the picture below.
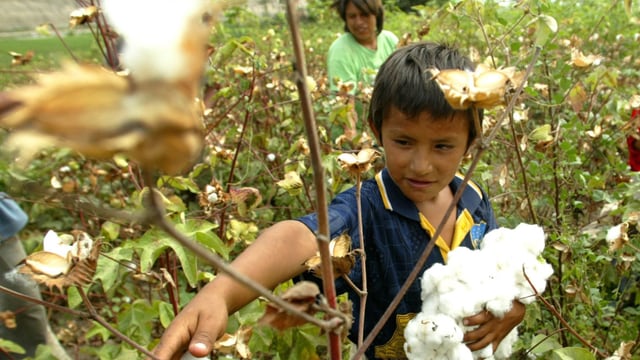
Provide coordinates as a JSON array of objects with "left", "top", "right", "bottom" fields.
[{"left": 1, "top": 0, "right": 639, "bottom": 359}]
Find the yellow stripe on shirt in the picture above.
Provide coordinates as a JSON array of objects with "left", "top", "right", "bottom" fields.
[{"left": 419, "top": 209, "right": 474, "bottom": 262}]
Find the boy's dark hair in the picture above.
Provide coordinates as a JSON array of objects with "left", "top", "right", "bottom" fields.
[
  {"left": 369, "top": 42, "right": 483, "bottom": 148},
  {"left": 332, "top": 0, "right": 384, "bottom": 35}
]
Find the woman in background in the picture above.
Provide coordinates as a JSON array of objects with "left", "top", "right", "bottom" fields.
[
  {"left": 327, "top": 0, "right": 398, "bottom": 139},
  {"left": 327, "top": 0, "right": 398, "bottom": 94}
]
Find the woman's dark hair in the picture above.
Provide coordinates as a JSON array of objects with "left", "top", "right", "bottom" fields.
[
  {"left": 332, "top": 0, "right": 384, "bottom": 35},
  {"left": 368, "top": 42, "right": 483, "bottom": 148}
]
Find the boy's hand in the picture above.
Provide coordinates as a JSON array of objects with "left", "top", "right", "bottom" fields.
[
  {"left": 462, "top": 300, "right": 525, "bottom": 353},
  {"left": 152, "top": 294, "right": 229, "bottom": 360}
]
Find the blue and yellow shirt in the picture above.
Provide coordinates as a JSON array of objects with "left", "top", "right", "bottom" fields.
[{"left": 297, "top": 168, "right": 497, "bottom": 359}]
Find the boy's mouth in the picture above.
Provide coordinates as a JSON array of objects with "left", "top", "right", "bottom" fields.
[{"left": 407, "top": 178, "right": 435, "bottom": 188}]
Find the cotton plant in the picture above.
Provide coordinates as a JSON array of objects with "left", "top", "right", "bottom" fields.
[{"left": 404, "top": 223, "right": 554, "bottom": 360}]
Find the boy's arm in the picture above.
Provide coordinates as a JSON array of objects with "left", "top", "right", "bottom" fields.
[
  {"left": 152, "top": 220, "right": 318, "bottom": 360},
  {"left": 462, "top": 300, "right": 526, "bottom": 353}
]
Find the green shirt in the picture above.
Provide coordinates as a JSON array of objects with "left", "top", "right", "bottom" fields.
[{"left": 327, "top": 30, "right": 398, "bottom": 95}]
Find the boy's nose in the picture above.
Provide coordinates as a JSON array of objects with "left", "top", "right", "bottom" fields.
[{"left": 410, "top": 153, "right": 434, "bottom": 174}]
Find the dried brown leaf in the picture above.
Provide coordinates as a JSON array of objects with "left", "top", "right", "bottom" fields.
[
  {"left": 69, "top": 6, "right": 98, "bottom": 28},
  {"left": 0, "top": 311, "right": 17, "bottom": 329},
  {"left": 258, "top": 281, "right": 319, "bottom": 331}
]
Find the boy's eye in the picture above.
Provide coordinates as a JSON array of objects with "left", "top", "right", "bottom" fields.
[
  {"left": 393, "top": 139, "right": 410, "bottom": 146},
  {"left": 435, "top": 143, "right": 454, "bottom": 150}
]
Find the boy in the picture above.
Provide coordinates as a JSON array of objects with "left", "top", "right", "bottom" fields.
[{"left": 153, "top": 42, "right": 525, "bottom": 359}]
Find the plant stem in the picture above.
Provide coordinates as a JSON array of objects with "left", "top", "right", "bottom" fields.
[
  {"left": 284, "top": 0, "right": 342, "bottom": 358},
  {"left": 0, "top": 284, "right": 87, "bottom": 317},
  {"left": 218, "top": 69, "right": 257, "bottom": 243},
  {"left": 523, "top": 270, "right": 608, "bottom": 358},
  {"left": 355, "top": 172, "right": 367, "bottom": 348},
  {"left": 508, "top": 111, "right": 538, "bottom": 223},
  {"left": 76, "top": 286, "right": 159, "bottom": 359}
]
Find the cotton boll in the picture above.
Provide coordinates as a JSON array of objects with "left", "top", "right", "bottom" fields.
[
  {"left": 436, "top": 288, "right": 480, "bottom": 319},
  {"left": 420, "top": 262, "right": 447, "bottom": 298},
  {"left": 446, "top": 246, "right": 477, "bottom": 267},
  {"left": 514, "top": 223, "right": 546, "bottom": 254},
  {"left": 606, "top": 224, "right": 622, "bottom": 244},
  {"left": 472, "top": 343, "right": 494, "bottom": 360},
  {"left": 516, "top": 261, "right": 554, "bottom": 302},
  {"left": 448, "top": 343, "right": 475, "bottom": 360},
  {"left": 485, "top": 295, "right": 514, "bottom": 318},
  {"left": 404, "top": 313, "right": 465, "bottom": 360},
  {"left": 406, "top": 223, "right": 553, "bottom": 359},
  {"left": 420, "top": 297, "right": 440, "bottom": 315},
  {"left": 493, "top": 328, "right": 518, "bottom": 359},
  {"left": 43, "top": 230, "right": 75, "bottom": 258},
  {"left": 480, "top": 227, "right": 512, "bottom": 252},
  {"left": 448, "top": 248, "right": 493, "bottom": 286},
  {"left": 435, "top": 272, "right": 462, "bottom": 295},
  {"left": 103, "top": 0, "right": 210, "bottom": 84}
]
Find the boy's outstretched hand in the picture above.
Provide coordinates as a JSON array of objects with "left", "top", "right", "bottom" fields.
[
  {"left": 462, "top": 300, "right": 526, "bottom": 353},
  {"left": 152, "top": 289, "right": 228, "bottom": 360}
]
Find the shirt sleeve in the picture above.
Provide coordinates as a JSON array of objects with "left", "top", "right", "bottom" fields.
[{"left": 0, "top": 193, "right": 29, "bottom": 242}]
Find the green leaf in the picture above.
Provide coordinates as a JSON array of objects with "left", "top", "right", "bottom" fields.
[
  {"left": 529, "top": 124, "right": 553, "bottom": 142},
  {"left": 156, "top": 301, "right": 175, "bottom": 329},
  {"left": 95, "top": 247, "right": 135, "bottom": 294},
  {"left": 528, "top": 333, "right": 562, "bottom": 356},
  {"left": 225, "top": 219, "right": 259, "bottom": 246},
  {"left": 550, "top": 347, "right": 596, "bottom": 360},
  {"left": 132, "top": 219, "right": 219, "bottom": 287},
  {"left": 0, "top": 338, "right": 25, "bottom": 355},
  {"left": 118, "top": 299, "right": 154, "bottom": 342},
  {"left": 66, "top": 286, "right": 82, "bottom": 309},
  {"left": 195, "top": 230, "right": 230, "bottom": 261},
  {"left": 112, "top": 347, "right": 140, "bottom": 360},
  {"left": 86, "top": 321, "right": 112, "bottom": 342},
  {"left": 158, "top": 175, "right": 200, "bottom": 193},
  {"left": 532, "top": 14, "right": 558, "bottom": 47},
  {"left": 211, "top": 37, "right": 254, "bottom": 67},
  {"left": 101, "top": 221, "right": 121, "bottom": 241}
]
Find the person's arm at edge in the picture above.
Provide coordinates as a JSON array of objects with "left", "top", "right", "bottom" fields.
[{"left": 151, "top": 219, "right": 318, "bottom": 360}]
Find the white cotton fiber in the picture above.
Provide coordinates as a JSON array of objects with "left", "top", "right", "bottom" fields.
[
  {"left": 404, "top": 223, "right": 554, "bottom": 360},
  {"left": 102, "top": 0, "right": 209, "bottom": 83}
]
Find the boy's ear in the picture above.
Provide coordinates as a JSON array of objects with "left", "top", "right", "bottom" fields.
[{"left": 368, "top": 117, "right": 382, "bottom": 144}]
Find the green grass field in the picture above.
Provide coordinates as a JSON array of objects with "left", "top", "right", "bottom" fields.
[{"left": 0, "top": 31, "right": 101, "bottom": 88}]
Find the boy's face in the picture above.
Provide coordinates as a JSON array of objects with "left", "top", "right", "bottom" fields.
[{"left": 378, "top": 106, "right": 470, "bottom": 205}]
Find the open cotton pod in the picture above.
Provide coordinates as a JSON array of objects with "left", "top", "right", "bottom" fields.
[
  {"left": 18, "top": 230, "right": 100, "bottom": 292},
  {"left": 337, "top": 148, "right": 380, "bottom": 176},
  {"left": 304, "top": 232, "right": 358, "bottom": 278},
  {"left": 430, "top": 64, "right": 525, "bottom": 110}
]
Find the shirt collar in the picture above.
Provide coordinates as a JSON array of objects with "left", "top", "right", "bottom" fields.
[{"left": 374, "top": 168, "right": 484, "bottom": 221}]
